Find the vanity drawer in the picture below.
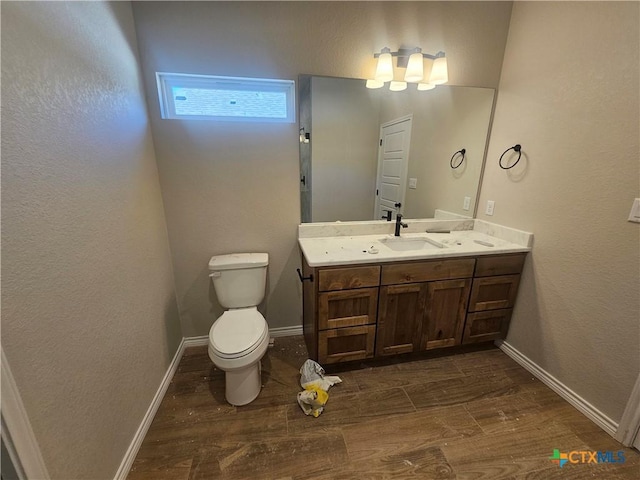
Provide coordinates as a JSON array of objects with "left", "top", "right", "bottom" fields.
[
  {"left": 463, "top": 309, "right": 512, "bottom": 344},
  {"left": 468, "top": 275, "right": 520, "bottom": 312},
  {"left": 381, "top": 258, "right": 475, "bottom": 285},
  {"left": 474, "top": 254, "right": 526, "bottom": 277},
  {"left": 318, "top": 288, "right": 378, "bottom": 330},
  {"left": 318, "top": 266, "right": 380, "bottom": 291},
  {"left": 318, "top": 325, "right": 376, "bottom": 364}
]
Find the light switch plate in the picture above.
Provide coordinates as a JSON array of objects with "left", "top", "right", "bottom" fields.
[
  {"left": 463, "top": 196, "right": 471, "bottom": 211},
  {"left": 628, "top": 198, "right": 640, "bottom": 223},
  {"left": 408, "top": 178, "right": 417, "bottom": 189},
  {"left": 485, "top": 200, "right": 495, "bottom": 216}
]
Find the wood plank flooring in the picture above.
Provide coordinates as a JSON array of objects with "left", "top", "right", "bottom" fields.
[{"left": 128, "top": 337, "right": 639, "bottom": 479}]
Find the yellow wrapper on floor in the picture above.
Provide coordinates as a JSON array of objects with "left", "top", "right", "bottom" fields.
[{"left": 297, "top": 385, "right": 329, "bottom": 417}]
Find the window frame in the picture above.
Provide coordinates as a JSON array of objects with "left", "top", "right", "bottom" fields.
[{"left": 155, "top": 72, "right": 296, "bottom": 123}]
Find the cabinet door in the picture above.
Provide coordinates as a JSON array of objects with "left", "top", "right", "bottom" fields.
[
  {"left": 421, "top": 279, "right": 471, "bottom": 350},
  {"left": 463, "top": 309, "right": 512, "bottom": 344},
  {"left": 318, "top": 288, "right": 378, "bottom": 330},
  {"left": 318, "top": 325, "right": 376, "bottom": 364},
  {"left": 376, "top": 283, "right": 425, "bottom": 356},
  {"left": 468, "top": 275, "right": 520, "bottom": 312}
]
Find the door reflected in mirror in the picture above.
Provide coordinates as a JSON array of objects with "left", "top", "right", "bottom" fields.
[{"left": 299, "top": 75, "right": 495, "bottom": 223}]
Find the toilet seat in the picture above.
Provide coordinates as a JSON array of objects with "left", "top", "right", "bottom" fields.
[{"left": 209, "top": 307, "right": 268, "bottom": 359}]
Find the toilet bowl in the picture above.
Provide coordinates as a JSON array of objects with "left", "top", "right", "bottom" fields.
[
  {"left": 208, "top": 307, "right": 270, "bottom": 406},
  {"left": 207, "top": 253, "right": 269, "bottom": 406}
]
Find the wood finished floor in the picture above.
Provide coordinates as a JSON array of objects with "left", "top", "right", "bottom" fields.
[{"left": 128, "top": 337, "right": 639, "bottom": 479}]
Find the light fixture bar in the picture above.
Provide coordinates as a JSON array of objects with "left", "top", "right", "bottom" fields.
[
  {"left": 373, "top": 50, "right": 446, "bottom": 61},
  {"left": 368, "top": 48, "right": 448, "bottom": 91}
]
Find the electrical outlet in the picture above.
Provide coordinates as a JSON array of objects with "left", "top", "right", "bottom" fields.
[
  {"left": 485, "top": 200, "right": 495, "bottom": 216},
  {"left": 408, "top": 178, "right": 417, "bottom": 189},
  {"left": 628, "top": 198, "right": 640, "bottom": 223},
  {"left": 463, "top": 196, "right": 471, "bottom": 211}
]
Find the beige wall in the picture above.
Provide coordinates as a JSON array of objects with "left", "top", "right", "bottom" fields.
[
  {"left": 1, "top": 2, "right": 181, "bottom": 478},
  {"left": 478, "top": 2, "right": 639, "bottom": 422},
  {"left": 131, "top": 1, "right": 513, "bottom": 335}
]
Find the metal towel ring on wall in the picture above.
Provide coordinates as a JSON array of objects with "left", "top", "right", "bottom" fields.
[
  {"left": 499, "top": 144, "right": 522, "bottom": 169},
  {"left": 450, "top": 148, "right": 466, "bottom": 169}
]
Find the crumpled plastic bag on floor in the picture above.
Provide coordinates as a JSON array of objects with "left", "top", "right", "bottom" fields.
[{"left": 296, "top": 359, "right": 342, "bottom": 417}]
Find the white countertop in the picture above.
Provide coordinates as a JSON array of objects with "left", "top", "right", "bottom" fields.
[{"left": 298, "top": 219, "right": 533, "bottom": 267}]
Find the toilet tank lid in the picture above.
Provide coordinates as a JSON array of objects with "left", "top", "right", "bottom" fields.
[{"left": 208, "top": 253, "right": 269, "bottom": 271}]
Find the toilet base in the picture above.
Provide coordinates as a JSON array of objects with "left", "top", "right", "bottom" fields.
[
  {"left": 224, "top": 361, "right": 262, "bottom": 406},
  {"left": 208, "top": 313, "right": 269, "bottom": 406}
]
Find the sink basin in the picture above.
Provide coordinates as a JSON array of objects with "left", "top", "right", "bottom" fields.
[{"left": 379, "top": 236, "right": 445, "bottom": 252}]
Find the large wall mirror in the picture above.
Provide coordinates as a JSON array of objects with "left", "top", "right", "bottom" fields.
[{"left": 299, "top": 75, "right": 495, "bottom": 223}]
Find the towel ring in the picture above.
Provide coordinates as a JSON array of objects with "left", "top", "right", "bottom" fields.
[
  {"left": 450, "top": 148, "right": 466, "bottom": 169},
  {"left": 499, "top": 144, "right": 522, "bottom": 170}
]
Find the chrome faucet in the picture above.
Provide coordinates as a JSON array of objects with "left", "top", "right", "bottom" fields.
[{"left": 394, "top": 214, "right": 408, "bottom": 236}]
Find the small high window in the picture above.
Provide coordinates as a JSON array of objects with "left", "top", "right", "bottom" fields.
[{"left": 156, "top": 72, "right": 295, "bottom": 123}]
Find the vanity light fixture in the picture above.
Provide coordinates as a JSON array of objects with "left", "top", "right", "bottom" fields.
[
  {"left": 365, "top": 79, "right": 385, "bottom": 89},
  {"left": 404, "top": 48, "right": 424, "bottom": 83},
  {"left": 367, "top": 48, "right": 448, "bottom": 91},
  {"left": 417, "top": 82, "right": 436, "bottom": 91},
  {"left": 389, "top": 81, "right": 407, "bottom": 92},
  {"left": 374, "top": 47, "right": 394, "bottom": 82},
  {"left": 429, "top": 54, "right": 449, "bottom": 85}
]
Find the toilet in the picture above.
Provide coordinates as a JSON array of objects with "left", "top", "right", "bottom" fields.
[{"left": 207, "top": 253, "right": 270, "bottom": 406}]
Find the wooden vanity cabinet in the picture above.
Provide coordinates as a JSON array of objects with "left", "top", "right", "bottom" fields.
[
  {"left": 421, "top": 278, "right": 472, "bottom": 350},
  {"left": 376, "top": 283, "right": 424, "bottom": 356},
  {"left": 303, "top": 260, "right": 380, "bottom": 364},
  {"left": 301, "top": 252, "right": 527, "bottom": 364},
  {"left": 317, "top": 286, "right": 379, "bottom": 363},
  {"left": 376, "top": 259, "right": 474, "bottom": 356},
  {"left": 318, "top": 325, "right": 376, "bottom": 364},
  {"left": 462, "top": 253, "right": 526, "bottom": 344}
]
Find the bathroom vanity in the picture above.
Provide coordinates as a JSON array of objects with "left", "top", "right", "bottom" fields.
[{"left": 298, "top": 219, "right": 532, "bottom": 365}]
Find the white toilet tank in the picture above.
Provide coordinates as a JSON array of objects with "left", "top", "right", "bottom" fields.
[{"left": 208, "top": 253, "right": 268, "bottom": 309}]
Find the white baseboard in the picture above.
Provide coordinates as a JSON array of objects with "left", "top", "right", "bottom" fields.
[
  {"left": 178, "top": 325, "right": 303, "bottom": 347},
  {"left": 183, "top": 335, "right": 209, "bottom": 347},
  {"left": 497, "top": 340, "right": 618, "bottom": 437},
  {"left": 1, "top": 349, "right": 51, "bottom": 480},
  {"left": 114, "top": 338, "right": 188, "bottom": 480},
  {"left": 269, "top": 325, "right": 303, "bottom": 338}
]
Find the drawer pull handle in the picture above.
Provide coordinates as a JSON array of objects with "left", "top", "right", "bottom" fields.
[{"left": 296, "top": 268, "right": 314, "bottom": 283}]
